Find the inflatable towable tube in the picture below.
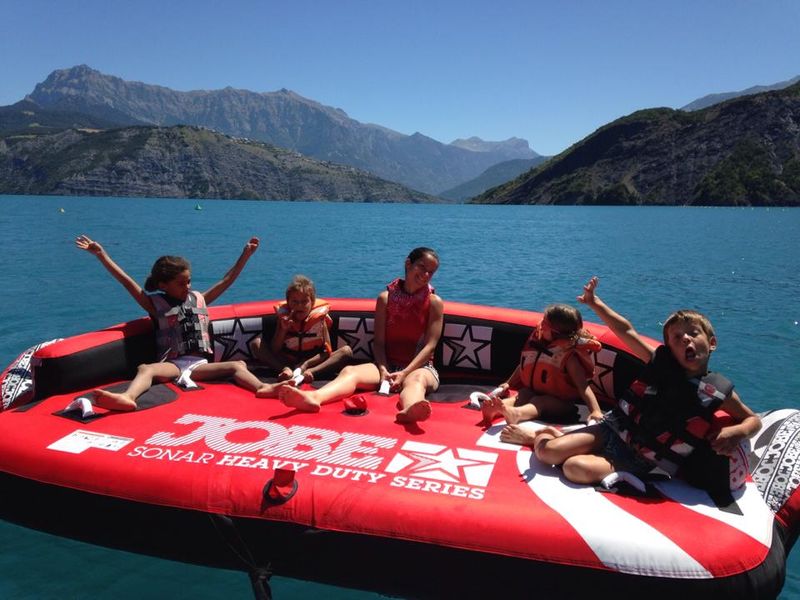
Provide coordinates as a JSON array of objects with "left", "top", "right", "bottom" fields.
[{"left": 0, "top": 299, "right": 797, "bottom": 599}]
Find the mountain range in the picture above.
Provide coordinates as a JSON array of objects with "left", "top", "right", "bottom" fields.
[
  {"left": 475, "top": 82, "right": 800, "bottom": 206},
  {"left": 681, "top": 75, "right": 800, "bottom": 111},
  {"left": 4, "top": 66, "right": 800, "bottom": 205},
  {"left": 439, "top": 157, "right": 547, "bottom": 201},
  {"left": 25, "top": 66, "right": 538, "bottom": 195},
  {"left": 0, "top": 122, "right": 437, "bottom": 202}
]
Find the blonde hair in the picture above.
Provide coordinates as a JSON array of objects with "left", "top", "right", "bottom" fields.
[
  {"left": 286, "top": 274, "right": 316, "bottom": 303},
  {"left": 662, "top": 310, "right": 715, "bottom": 343}
]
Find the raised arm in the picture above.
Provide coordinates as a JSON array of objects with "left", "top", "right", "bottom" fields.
[
  {"left": 75, "top": 234, "right": 153, "bottom": 315},
  {"left": 578, "top": 276, "right": 655, "bottom": 364},
  {"left": 202, "top": 237, "right": 260, "bottom": 304}
]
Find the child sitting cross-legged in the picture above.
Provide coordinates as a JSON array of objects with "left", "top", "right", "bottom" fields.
[{"left": 532, "top": 277, "right": 761, "bottom": 499}]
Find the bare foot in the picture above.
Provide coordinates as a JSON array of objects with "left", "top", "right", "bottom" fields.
[
  {"left": 278, "top": 386, "right": 321, "bottom": 413},
  {"left": 396, "top": 400, "right": 431, "bottom": 423},
  {"left": 499, "top": 424, "right": 538, "bottom": 446},
  {"left": 500, "top": 403, "right": 525, "bottom": 425},
  {"left": 255, "top": 381, "right": 290, "bottom": 398},
  {"left": 92, "top": 388, "right": 137, "bottom": 411},
  {"left": 481, "top": 396, "right": 504, "bottom": 424}
]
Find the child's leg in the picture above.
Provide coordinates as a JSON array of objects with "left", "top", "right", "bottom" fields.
[
  {"left": 481, "top": 395, "right": 516, "bottom": 424},
  {"left": 561, "top": 453, "right": 615, "bottom": 485},
  {"left": 499, "top": 423, "right": 538, "bottom": 445},
  {"left": 279, "top": 363, "right": 381, "bottom": 412},
  {"left": 304, "top": 345, "right": 353, "bottom": 381},
  {"left": 535, "top": 425, "right": 605, "bottom": 467},
  {"left": 531, "top": 425, "right": 615, "bottom": 484},
  {"left": 249, "top": 336, "right": 288, "bottom": 373},
  {"left": 502, "top": 390, "right": 577, "bottom": 424},
  {"left": 192, "top": 360, "right": 283, "bottom": 397},
  {"left": 501, "top": 400, "right": 540, "bottom": 424},
  {"left": 396, "top": 367, "right": 437, "bottom": 423},
  {"left": 482, "top": 390, "right": 536, "bottom": 425},
  {"left": 93, "top": 362, "right": 180, "bottom": 411}
]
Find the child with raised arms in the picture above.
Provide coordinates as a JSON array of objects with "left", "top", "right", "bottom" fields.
[
  {"left": 533, "top": 277, "right": 761, "bottom": 496},
  {"left": 481, "top": 303, "right": 604, "bottom": 444},
  {"left": 76, "top": 234, "right": 275, "bottom": 410},
  {"left": 250, "top": 274, "right": 352, "bottom": 393}
]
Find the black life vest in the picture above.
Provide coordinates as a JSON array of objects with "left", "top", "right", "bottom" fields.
[{"left": 613, "top": 346, "right": 736, "bottom": 491}]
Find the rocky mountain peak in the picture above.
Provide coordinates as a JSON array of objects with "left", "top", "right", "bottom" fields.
[{"left": 23, "top": 65, "right": 538, "bottom": 194}]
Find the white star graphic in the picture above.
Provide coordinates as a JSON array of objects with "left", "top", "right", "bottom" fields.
[{"left": 407, "top": 448, "right": 484, "bottom": 483}]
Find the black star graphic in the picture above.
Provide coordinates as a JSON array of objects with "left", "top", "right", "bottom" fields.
[
  {"left": 214, "top": 318, "right": 263, "bottom": 362},
  {"left": 336, "top": 318, "right": 374, "bottom": 360},
  {"left": 590, "top": 348, "right": 616, "bottom": 399}
]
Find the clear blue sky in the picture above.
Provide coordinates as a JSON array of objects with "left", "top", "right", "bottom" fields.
[{"left": 2, "top": 0, "right": 798, "bottom": 155}]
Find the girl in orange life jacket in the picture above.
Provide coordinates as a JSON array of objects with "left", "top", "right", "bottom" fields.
[
  {"left": 279, "top": 247, "right": 444, "bottom": 423},
  {"left": 533, "top": 277, "right": 761, "bottom": 492},
  {"left": 482, "top": 303, "right": 604, "bottom": 445},
  {"left": 249, "top": 274, "right": 352, "bottom": 395},
  {"left": 75, "top": 234, "right": 274, "bottom": 411}
]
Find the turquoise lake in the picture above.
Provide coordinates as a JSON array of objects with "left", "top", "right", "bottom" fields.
[{"left": 0, "top": 195, "right": 798, "bottom": 598}]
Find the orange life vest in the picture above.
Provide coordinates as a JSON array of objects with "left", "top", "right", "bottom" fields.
[
  {"left": 518, "top": 327, "right": 601, "bottom": 400},
  {"left": 274, "top": 299, "right": 332, "bottom": 361}
]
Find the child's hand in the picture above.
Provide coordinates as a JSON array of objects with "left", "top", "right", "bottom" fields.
[
  {"left": 491, "top": 383, "right": 509, "bottom": 399},
  {"left": 75, "top": 234, "right": 103, "bottom": 256},
  {"left": 577, "top": 276, "right": 599, "bottom": 306},
  {"left": 387, "top": 370, "right": 408, "bottom": 391},
  {"left": 243, "top": 237, "right": 260, "bottom": 257},
  {"left": 587, "top": 409, "right": 605, "bottom": 424},
  {"left": 277, "top": 314, "right": 293, "bottom": 332},
  {"left": 709, "top": 426, "right": 746, "bottom": 456}
]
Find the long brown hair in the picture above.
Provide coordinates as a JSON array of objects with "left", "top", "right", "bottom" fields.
[
  {"left": 144, "top": 256, "right": 191, "bottom": 291},
  {"left": 543, "top": 304, "right": 586, "bottom": 341}
]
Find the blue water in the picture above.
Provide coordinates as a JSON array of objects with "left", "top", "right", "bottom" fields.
[{"left": 0, "top": 195, "right": 798, "bottom": 598}]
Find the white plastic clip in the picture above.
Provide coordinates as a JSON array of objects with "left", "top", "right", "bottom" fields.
[
  {"left": 601, "top": 471, "right": 646, "bottom": 493},
  {"left": 65, "top": 396, "right": 95, "bottom": 418}
]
